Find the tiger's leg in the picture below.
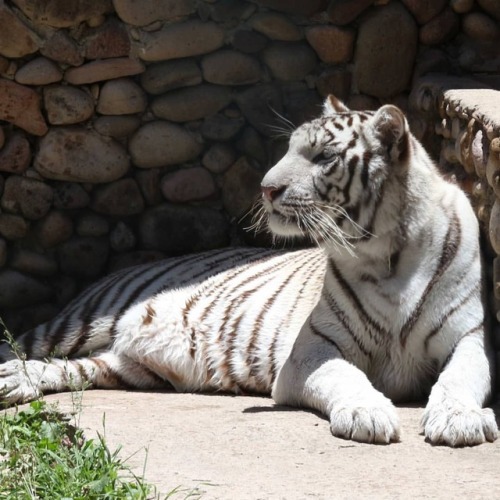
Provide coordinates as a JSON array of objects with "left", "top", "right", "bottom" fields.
[
  {"left": 422, "top": 331, "right": 498, "bottom": 446},
  {"left": 0, "top": 351, "right": 167, "bottom": 405},
  {"left": 272, "top": 329, "right": 400, "bottom": 444}
]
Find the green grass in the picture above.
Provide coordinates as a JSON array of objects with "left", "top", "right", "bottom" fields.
[{"left": 0, "top": 400, "right": 153, "bottom": 499}]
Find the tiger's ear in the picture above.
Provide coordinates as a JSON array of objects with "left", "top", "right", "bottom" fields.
[
  {"left": 322, "top": 94, "right": 349, "bottom": 116},
  {"left": 369, "top": 105, "right": 410, "bottom": 163}
]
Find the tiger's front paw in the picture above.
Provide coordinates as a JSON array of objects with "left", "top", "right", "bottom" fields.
[
  {"left": 422, "top": 401, "right": 498, "bottom": 447},
  {"left": 330, "top": 398, "right": 400, "bottom": 444},
  {"left": 0, "top": 359, "right": 43, "bottom": 405}
]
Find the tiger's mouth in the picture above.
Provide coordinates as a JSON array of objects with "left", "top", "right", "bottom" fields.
[{"left": 267, "top": 210, "right": 304, "bottom": 237}]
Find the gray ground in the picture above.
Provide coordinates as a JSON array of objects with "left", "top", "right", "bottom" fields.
[{"left": 27, "top": 390, "right": 500, "bottom": 499}]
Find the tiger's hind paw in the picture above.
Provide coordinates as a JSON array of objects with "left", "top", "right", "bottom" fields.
[
  {"left": 330, "top": 398, "right": 400, "bottom": 444},
  {"left": 0, "top": 359, "right": 45, "bottom": 405},
  {"left": 422, "top": 402, "right": 498, "bottom": 447}
]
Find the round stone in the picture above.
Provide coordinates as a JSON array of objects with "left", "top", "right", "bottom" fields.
[
  {"left": 249, "top": 12, "right": 302, "bottom": 41},
  {"left": 0, "top": 2, "right": 39, "bottom": 58},
  {"left": 222, "top": 157, "right": 263, "bottom": 218},
  {"left": 160, "top": 167, "right": 216, "bottom": 203},
  {"left": 40, "top": 30, "right": 84, "bottom": 66},
  {"left": 0, "top": 133, "right": 31, "bottom": 174},
  {"left": 151, "top": 84, "right": 232, "bottom": 122},
  {"left": 477, "top": 0, "right": 500, "bottom": 21},
  {"left": 35, "top": 127, "right": 130, "bottom": 182},
  {"left": 135, "top": 168, "right": 163, "bottom": 206},
  {"left": 354, "top": 2, "right": 418, "bottom": 98},
  {"left": 140, "top": 59, "right": 202, "bottom": 95},
  {"left": 10, "top": 249, "right": 57, "bottom": 277},
  {"left": 53, "top": 183, "right": 90, "bottom": 210},
  {"left": 110, "top": 221, "right": 136, "bottom": 252},
  {"left": 1, "top": 175, "right": 53, "bottom": 220},
  {"left": 450, "top": 0, "right": 474, "bottom": 13},
  {"left": 35, "top": 210, "right": 73, "bottom": 247},
  {"left": 231, "top": 30, "right": 268, "bottom": 53},
  {"left": 305, "top": 25, "right": 355, "bottom": 64},
  {"left": 113, "top": 0, "right": 196, "bottom": 26},
  {"left": 97, "top": 78, "right": 147, "bottom": 115},
  {"left": 262, "top": 43, "right": 317, "bottom": 81},
  {"left": 419, "top": 8, "right": 460, "bottom": 45},
  {"left": 463, "top": 12, "right": 500, "bottom": 41},
  {"left": 14, "top": 57, "right": 62, "bottom": 85},
  {"left": 129, "top": 121, "right": 203, "bottom": 168},
  {"left": 0, "top": 214, "right": 29, "bottom": 240},
  {"left": 84, "top": 18, "right": 130, "bottom": 59},
  {"left": 64, "top": 58, "right": 145, "bottom": 85},
  {"left": 76, "top": 213, "right": 110, "bottom": 237},
  {"left": 90, "top": 178, "right": 145, "bottom": 216},
  {"left": 138, "top": 20, "right": 224, "bottom": 62},
  {"left": 44, "top": 86, "right": 95, "bottom": 125},
  {"left": 400, "top": 0, "right": 447, "bottom": 24},
  {"left": 201, "top": 50, "right": 261, "bottom": 86},
  {"left": 202, "top": 143, "right": 236, "bottom": 173},
  {"left": 328, "top": 0, "right": 373, "bottom": 25}
]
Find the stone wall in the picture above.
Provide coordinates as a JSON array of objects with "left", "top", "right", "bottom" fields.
[{"left": 0, "top": 0, "right": 499, "bottom": 332}]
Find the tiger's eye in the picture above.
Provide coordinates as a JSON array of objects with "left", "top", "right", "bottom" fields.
[{"left": 312, "top": 151, "right": 329, "bottom": 163}]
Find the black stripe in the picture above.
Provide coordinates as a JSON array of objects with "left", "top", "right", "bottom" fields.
[
  {"left": 309, "top": 319, "right": 345, "bottom": 358},
  {"left": 400, "top": 211, "right": 462, "bottom": 347}
]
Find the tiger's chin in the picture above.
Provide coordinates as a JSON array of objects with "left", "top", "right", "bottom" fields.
[{"left": 267, "top": 213, "right": 304, "bottom": 239}]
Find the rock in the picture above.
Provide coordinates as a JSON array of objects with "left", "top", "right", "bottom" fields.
[
  {"left": 211, "top": 0, "right": 255, "bottom": 22},
  {"left": 327, "top": 0, "right": 373, "bottom": 25},
  {"left": 419, "top": 8, "right": 459, "bottom": 45},
  {"left": 110, "top": 221, "right": 136, "bottom": 252},
  {"left": 138, "top": 20, "right": 224, "bottom": 62},
  {"left": 0, "top": 78, "right": 48, "bottom": 135},
  {"left": 231, "top": 29, "right": 268, "bottom": 53},
  {"left": 249, "top": 0, "right": 327, "bottom": 16},
  {"left": 201, "top": 114, "right": 245, "bottom": 141},
  {"left": 91, "top": 178, "right": 145, "bottom": 215},
  {"left": 236, "top": 126, "right": 268, "bottom": 165},
  {"left": 0, "top": 214, "right": 29, "bottom": 240},
  {"left": 285, "top": 89, "right": 322, "bottom": 126},
  {"left": 139, "top": 204, "right": 229, "bottom": 254},
  {"left": 354, "top": 2, "right": 418, "bottom": 98},
  {"left": 2, "top": 302, "right": 59, "bottom": 332},
  {"left": 0, "top": 56, "right": 8, "bottom": 74},
  {"left": 44, "top": 86, "right": 95, "bottom": 125},
  {"left": 202, "top": 144, "right": 236, "bottom": 173},
  {"left": 129, "top": 121, "right": 203, "bottom": 168},
  {"left": 97, "top": 78, "right": 147, "bottom": 115},
  {"left": 141, "top": 59, "right": 202, "bottom": 95},
  {"left": 40, "top": 30, "right": 84, "bottom": 66},
  {"left": 0, "top": 133, "right": 31, "bottom": 174},
  {"left": 35, "top": 210, "right": 73, "bottom": 247},
  {"left": 223, "top": 157, "right": 263, "bottom": 218},
  {"left": 108, "top": 250, "right": 165, "bottom": 272},
  {"left": 53, "top": 183, "right": 90, "bottom": 210},
  {"left": 135, "top": 168, "right": 162, "bottom": 205},
  {"left": 35, "top": 127, "right": 129, "bottom": 182},
  {"left": 76, "top": 214, "right": 110, "bottom": 237},
  {"left": 113, "top": 0, "right": 196, "bottom": 26},
  {"left": 236, "top": 84, "right": 284, "bottom": 135},
  {"left": 160, "top": 167, "right": 216, "bottom": 203},
  {"left": 477, "top": 0, "right": 500, "bottom": 21},
  {"left": 65, "top": 58, "right": 145, "bottom": 85},
  {"left": 10, "top": 249, "right": 57, "bottom": 277},
  {"left": 0, "top": 3, "right": 39, "bottom": 58},
  {"left": 316, "top": 69, "right": 352, "bottom": 100},
  {"left": 305, "top": 25, "right": 355, "bottom": 64},
  {"left": 249, "top": 13, "right": 302, "bottom": 41},
  {"left": 93, "top": 115, "right": 141, "bottom": 137},
  {"left": 0, "top": 127, "right": 4, "bottom": 149},
  {"left": 202, "top": 50, "right": 261, "bottom": 86},
  {"left": 15, "top": 57, "right": 62, "bottom": 85},
  {"left": 151, "top": 84, "right": 232, "bottom": 122},
  {"left": 84, "top": 18, "right": 130, "bottom": 59},
  {"left": 450, "top": 0, "right": 474, "bottom": 14},
  {"left": 463, "top": 13, "right": 500, "bottom": 41},
  {"left": 0, "top": 270, "right": 52, "bottom": 308},
  {"left": 57, "top": 236, "right": 109, "bottom": 278},
  {"left": 1, "top": 176, "right": 53, "bottom": 220},
  {"left": 262, "top": 43, "right": 317, "bottom": 81},
  {"left": 401, "top": 0, "right": 447, "bottom": 24},
  {"left": 348, "top": 94, "right": 379, "bottom": 110},
  {"left": 11, "top": 0, "right": 113, "bottom": 28}
]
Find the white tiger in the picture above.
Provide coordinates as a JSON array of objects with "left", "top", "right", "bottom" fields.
[{"left": 0, "top": 96, "right": 497, "bottom": 447}]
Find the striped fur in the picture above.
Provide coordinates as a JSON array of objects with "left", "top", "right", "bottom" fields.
[{"left": 0, "top": 96, "right": 497, "bottom": 447}]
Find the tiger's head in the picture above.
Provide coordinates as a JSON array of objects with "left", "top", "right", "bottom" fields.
[{"left": 260, "top": 95, "right": 415, "bottom": 255}]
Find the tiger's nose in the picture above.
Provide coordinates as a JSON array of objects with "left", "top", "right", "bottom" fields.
[{"left": 261, "top": 185, "right": 286, "bottom": 202}]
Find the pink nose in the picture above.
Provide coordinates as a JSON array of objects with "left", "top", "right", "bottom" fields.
[{"left": 261, "top": 185, "right": 285, "bottom": 202}]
